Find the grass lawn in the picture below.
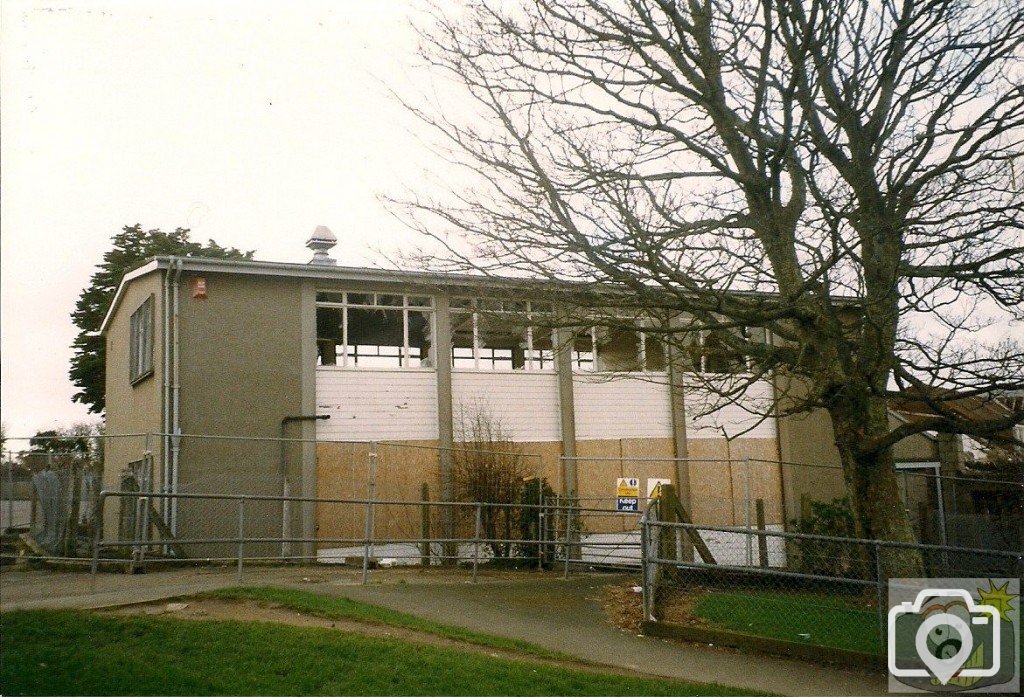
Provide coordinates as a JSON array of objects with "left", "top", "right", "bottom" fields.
[
  {"left": 692, "top": 590, "right": 881, "bottom": 655},
  {"left": 205, "top": 586, "right": 568, "bottom": 661},
  {"left": 1, "top": 610, "right": 764, "bottom": 696}
]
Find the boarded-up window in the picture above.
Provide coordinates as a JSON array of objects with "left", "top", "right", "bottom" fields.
[{"left": 129, "top": 295, "right": 155, "bottom": 383}]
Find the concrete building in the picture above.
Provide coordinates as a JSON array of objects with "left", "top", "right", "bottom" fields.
[{"left": 99, "top": 229, "right": 941, "bottom": 554}]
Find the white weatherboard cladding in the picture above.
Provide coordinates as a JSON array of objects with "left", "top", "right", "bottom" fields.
[
  {"left": 573, "top": 374, "right": 673, "bottom": 440},
  {"left": 451, "top": 371, "right": 561, "bottom": 442},
  {"left": 684, "top": 378, "right": 777, "bottom": 439},
  {"left": 315, "top": 369, "right": 438, "bottom": 441}
]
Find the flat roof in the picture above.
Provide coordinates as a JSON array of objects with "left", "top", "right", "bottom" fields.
[
  {"left": 98, "top": 256, "right": 569, "bottom": 334},
  {"left": 99, "top": 254, "right": 860, "bottom": 335}
]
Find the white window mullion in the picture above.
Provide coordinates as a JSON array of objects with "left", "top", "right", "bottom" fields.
[
  {"left": 403, "top": 307, "right": 410, "bottom": 367},
  {"left": 590, "top": 327, "right": 597, "bottom": 371},
  {"left": 472, "top": 311, "right": 480, "bottom": 369},
  {"left": 342, "top": 306, "right": 349, "bottom": 367},
  {"left": 526, "top": 325, "right": 534, "bottom": 370}
]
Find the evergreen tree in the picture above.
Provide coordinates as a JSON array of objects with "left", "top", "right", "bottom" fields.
[{"left": 70, "top": 225, "right": 253, "bottom": 414}]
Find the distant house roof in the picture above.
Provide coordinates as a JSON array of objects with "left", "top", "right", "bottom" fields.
[{"left": 891, "top": 391, "right": 1017, "bottom": 444}]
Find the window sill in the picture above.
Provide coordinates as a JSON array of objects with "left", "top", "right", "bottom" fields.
[{"left": 130, "top": 369, "right": 154, "bottom": 386}]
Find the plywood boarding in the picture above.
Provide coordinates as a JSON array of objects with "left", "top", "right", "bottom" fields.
[
  {"left": 572, "top": 438, "right": 676, "bottom": 533},
  {"left": 315, "top": 439, "right": 563, "bottom": 546},
  {"left": 685, "top": 438, "right": 783, "bottom": 527}
]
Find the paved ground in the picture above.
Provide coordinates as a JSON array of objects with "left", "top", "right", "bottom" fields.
[{"left": 0, "top": 564, "right": 887, "bottom": 696}]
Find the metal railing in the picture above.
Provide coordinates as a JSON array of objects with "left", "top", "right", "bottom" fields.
[{"left": 86, "top": 489, "right": 649, "bottom": 584}]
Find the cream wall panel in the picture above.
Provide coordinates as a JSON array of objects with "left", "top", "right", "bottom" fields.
[
  {"left": 316, "top": 369, "right": 438, "bottom": 441},
  {"left": 573, "top": 374, "right": 673, "bottom": 440},
  {"left": 684, "top": 378, "right": 778, "bottom": 440},
  {"left": 452, "top": 371, "right": 561, "bottom": 442}
]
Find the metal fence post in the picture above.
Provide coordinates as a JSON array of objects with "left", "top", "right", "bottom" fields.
[
  {"left": 473, "top": 503, "right": 482, "bottom": 583},
  {"left": 362, "top": 442, "right": 378, "bottom": 585},
  {"left": 5, "top": 454, "right": 13, "bottom": 531},
  {"left": 237, "top": 496, "right": 246, "bottom": 583},
  {"left": 744, "top": 457, "right": 753, "bottom": 567},
  {"left": 875, "top": 540, "right": 886, "bottom": 653},
  {"left": 137, "top": 495, "right": 150, "bottom": 568},
  {"left": 91, "top": 492, "right": 105, "bottom": 577},
  {"left": 563, "top": 500, "right": 572, "bottom": 579},
  {"left": 640, "top": 507, "right": 651, "bottom": 621}
]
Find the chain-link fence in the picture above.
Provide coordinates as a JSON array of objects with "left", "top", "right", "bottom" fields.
[
  {"left": 4, "top": 432, "right": 1020, "bottom": 586},
  {"left": 3, "top": 444, "right": 104, "bottom": 556},
  {"left": 640, "top": 499, "right": 1023, "bottom": 660},
  {"left": 561, "top": 454, "right": 1022, "bottom": 571}
]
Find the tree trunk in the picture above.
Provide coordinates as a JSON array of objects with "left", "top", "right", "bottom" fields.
[{"left": 830, "top": 398, "right": 924, "bottom": 578}]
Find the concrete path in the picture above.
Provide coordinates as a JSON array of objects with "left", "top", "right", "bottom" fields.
[{"left": 1, "top": 565, "right": 887, "bottom": 696}]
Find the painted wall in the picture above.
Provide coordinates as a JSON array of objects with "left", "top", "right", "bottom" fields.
[
  {"left": 684, "top": 379, "right": 778, "bottom": 440},
  {"left": 316, "top": 368, "right": 439, "bottom": 441},
  {"left": 174, "top": 271, "right": 305, "bottom": 555},
  {"left": 573, "top": 374, "right": 673, "bottom": 440},
  {"left": 452, "top": 371, "right": 561, "bottom": 442},
  {"left": 103, "top": 271, "right": 164, "bottom": 540}
]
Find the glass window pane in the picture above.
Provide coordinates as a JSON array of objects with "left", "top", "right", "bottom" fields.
[
  {"left": 408, "top": 296, "right": 432, "bottom": 308},
  {"left": 645, "top": 334, "right": 668, "bottom": 371},
  {"left": 316, "top": 306, "right": 343, "bottom": 366},
  {"left": 347, "top": 292, "right": 374, "bottom": 306},
  {"left": 571, "top": 330, "right": 594, "bottom": 371},
  {"left": 316, "top": 291, "right": 345, "bottom": 304},
  {"left": 529, "top": 328, "right": 555, "bottom": 370},
  {"left": 450, "top": 310, "right": 475, "bottom": 368},
  {"left": 378, "top": 294, "right": 403, "bottom": 306},
  {"left": 703, "top": 329, "right": 745, "bottom": 373}
]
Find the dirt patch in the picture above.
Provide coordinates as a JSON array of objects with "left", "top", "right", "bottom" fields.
[
  {"left": 602, "top": 582, "right": 714, "bottom": 632},
  {"left": 601, "top": 582, "right": 644, "bottom": 633},
  {"left": 105, "top": 598, "right": 649, "bottom": 678}
]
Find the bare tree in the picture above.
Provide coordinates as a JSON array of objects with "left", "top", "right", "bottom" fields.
[
  {"left": 399, "top": 0, "right": 1024, "bottom": 554},
  {"left": 453, "top": 407, "right": 528, "bottom": 558}
]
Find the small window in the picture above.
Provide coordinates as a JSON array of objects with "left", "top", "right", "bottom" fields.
[{"left": 129, "top": 295, "right": 155, "bottom": 383}]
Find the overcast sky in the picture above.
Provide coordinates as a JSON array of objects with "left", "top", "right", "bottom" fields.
[{"left": 2, "top": 1, "right": 444, "bottom": 441}]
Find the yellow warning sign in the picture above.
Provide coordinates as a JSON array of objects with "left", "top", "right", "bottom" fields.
[{"left": 616, "top": 477, "right": 640, "bottom": 498}]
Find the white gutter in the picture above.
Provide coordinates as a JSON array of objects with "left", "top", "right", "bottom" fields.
[
  {"left": 162, "top": 259, "right": 173, "bottom": 523},
  {"left": 170, "top": 257, "right": 183, "bottom": 534}
]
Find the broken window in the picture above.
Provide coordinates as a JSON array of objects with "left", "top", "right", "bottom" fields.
[
  {"left": 129, "top": 295, "right": 154, "bottom": 383},
  {"left": 570, "top": 324, "right": 667, "bottom": 373},
  {"left": 694, "top": 326, "right": 766, "bottom": 374},
  {"left": 316, "top": 292, "right": 434, "bottom": 368},
  {"left": 450, "top": 299, "right": 554, "bottom": 371}
]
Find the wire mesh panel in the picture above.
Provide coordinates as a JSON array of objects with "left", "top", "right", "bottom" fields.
[{"left": 641, "top": 518, "right": 1024, "bottom": 657}]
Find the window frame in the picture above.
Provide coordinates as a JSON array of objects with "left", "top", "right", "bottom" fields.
[
  {"left": 315, "top": 291, "right": 435, "bottom": 369},
  {"left": 571, "top": 325, "right": 669, "bottom": 374},
  {"left": 450, "top": 298, "right": 556, "bottom": 372},
  {"left": 129, "top": 295, "right": 155, "bottom": 384}
]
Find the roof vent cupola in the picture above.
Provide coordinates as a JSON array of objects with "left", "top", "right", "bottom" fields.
[{"left": 306, "top": 225, "right": 338, "bottom": 266}]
